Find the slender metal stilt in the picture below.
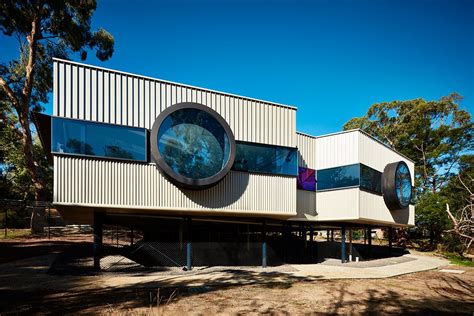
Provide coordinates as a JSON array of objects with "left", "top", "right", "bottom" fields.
[
  {"left": 341, "top": 226, "right": 346, "bottom": 263},
  {"left": 186, "top": 217, "right": 192, "bottom": 271},
  {"left": 262, "top": 220, "right": 267, "bottom": 268}
]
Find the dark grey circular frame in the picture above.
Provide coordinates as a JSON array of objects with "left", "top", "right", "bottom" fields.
[
  {"left": 382, "top": 161, "right": 412, "bottom": 211},
  {"left": 150, "top": 102, "right": 236, "bottom": 190}
]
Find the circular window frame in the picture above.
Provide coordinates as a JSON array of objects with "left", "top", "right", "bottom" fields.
[
  {"left": 150, "top": 102, "right": 236, "bottom": 189},
  {"left": 382, "top": 161, "right": 412, "bottom": 210}
]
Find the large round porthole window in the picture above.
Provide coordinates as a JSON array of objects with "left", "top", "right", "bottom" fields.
[
  {"left": 150, "top": 102, "right": 236, "bottom": 189},
  {"left": 382, "top": 161, "right": 412, "bottom": 210}
]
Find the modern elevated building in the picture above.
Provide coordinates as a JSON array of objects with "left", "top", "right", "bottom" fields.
[{"left": 36, "top": 58, "right": 415, "bottom": 269}]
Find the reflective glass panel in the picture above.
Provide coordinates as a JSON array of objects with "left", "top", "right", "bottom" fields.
[
  {"left": 395, "top": 163, "right": 412, "bottom": 207},
  {"left": 157, "top": 108, "right": 231, "bottom": 179},
  {"left": 360, "top": 164, "right": 382, "bottom": 194},
  {"left": 297, "top": 167, "right": 316, "bottom": 191},
  {"left": 233, "top": 142, "right": 297, "bottom": 176},
  {"left": 51, "top": 117, "right": 147, "bottom": 161},
  {"left": 317, "top": 164, "right": 360, "bottom": 190}
]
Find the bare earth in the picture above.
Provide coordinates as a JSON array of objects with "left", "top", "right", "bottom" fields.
[{"left": 0, "top": 234, "right": 473, "bottom": 315}]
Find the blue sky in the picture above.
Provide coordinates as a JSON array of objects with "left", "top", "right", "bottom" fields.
[{"left": 2, "top": 0, "right": 473, "bottom": 135}]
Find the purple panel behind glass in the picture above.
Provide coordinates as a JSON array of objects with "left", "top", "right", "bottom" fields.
[{"left": 297, "top": 167, "right": 316, "bottom": 191}]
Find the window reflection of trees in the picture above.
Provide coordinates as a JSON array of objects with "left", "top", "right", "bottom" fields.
[
  {"left": 395, "top": 164, "right": 411, "bottom": 206},
  {"left": 103, "top": 145, "right": 134, "bottom": 159},
  {"left": 233, "top": 143, "right": 296, "bottom": 175},
  {"left": 53, "top": 118, "right": 146, "bottom": 161},
  {"left": 65, "top": 139, "right": 94, "bottom": 155},
  {"left": 360, "top": 164, "right": 382, "bottom": 193},
  {"left": 157, "top": 109, "right": 230, "bottom": 179}
]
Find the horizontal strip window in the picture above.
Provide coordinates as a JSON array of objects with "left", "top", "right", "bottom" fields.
[
  {"left": 297, "top": 167, "right": 316, "bottom": 191},
  {"left": 360, "top": 163, "right": 382, "bottom": 194},
  {"left": 232, "top": 142, "right": 297, "bottom": 176},
  {"left": 316, "top": 163, "right": 382, "bottom": 194},
  {"left": 51, "top": 117, "right": 147, "bottom": 162}
]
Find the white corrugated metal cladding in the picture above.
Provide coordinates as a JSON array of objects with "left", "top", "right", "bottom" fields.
[
  {"left": 53, "top": 59, "right": 297, "bottom": 217},
  {"left": 295, "top": 133, "right": 317, "bottom": 219}
]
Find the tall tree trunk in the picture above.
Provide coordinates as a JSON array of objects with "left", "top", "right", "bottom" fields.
[
  {"left": 21, "top": 15, "right": 45, "bottom": 201},
  {"left": 17, "top": 110, "right": 45, "bottom": 201}
]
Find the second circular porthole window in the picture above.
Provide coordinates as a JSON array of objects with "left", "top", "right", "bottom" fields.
[
  {"left": 382, "top": 161, "right": 412, "bottom": 210},
  {"left": 150, "top": 102, "right": 236, "bottom": 189}
]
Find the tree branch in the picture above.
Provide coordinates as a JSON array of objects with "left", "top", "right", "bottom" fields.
[
  {"left": 0, "top": 76, "right": 19, "bottom": 108},
  {"left": 457, "top": 174, "right": 473, "bottom": 196}
]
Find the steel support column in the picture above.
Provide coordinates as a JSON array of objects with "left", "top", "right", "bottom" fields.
[
  {"left": 388, "top": 227, "right": 393, "bottom": 256},
  {"left": 367, "top": 227, "right": 372, "bottom": 257},
  {"left": 341, "top": 226, "right": 346, "bottom": 263},
  {"left": 262, "top": 220, "right": 267, "bottom": 268},
  {"left": 186, "top": 217, "right": 192, "bottom": 271},
  {"left": 349, "top": 228, "right": 353, "bottom": 260}
]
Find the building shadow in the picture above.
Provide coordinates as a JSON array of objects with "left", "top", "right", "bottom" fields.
[{"left": 182, "top": 170, "right": 249, "bottom": 208}]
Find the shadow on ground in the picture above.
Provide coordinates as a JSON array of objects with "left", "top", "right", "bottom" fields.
[{"left": 1, "top": 240, "right": 472, "bottom": 314}]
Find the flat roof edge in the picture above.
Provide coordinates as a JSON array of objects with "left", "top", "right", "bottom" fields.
[
  {"left": 52, "top": 57, "right": 297, "bottom": 110},
  {"left": 298, "top": 129, "right": 415, "bottom": 163}
]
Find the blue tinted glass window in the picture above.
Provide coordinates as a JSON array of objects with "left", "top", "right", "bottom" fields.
[
  {"left": 317, "top": 164, "right": 360, "bottom": 190},
  {"left": 360, "top": 164, "right": 382, "bottom": 194},
  {"left": 233, "top": 142, "right": 297, "bottom": 176},
  {"left": 395, "top": 163, "right": 412, "bottom": 207},
  {"left": 157, "top": 108, "right": 230, "bottom": 179},
  {"left": 52, "top": 117, "right": 147, "bottom": 161},
  {"left": 297, "top": 167, "right": 316, "bottom": 191}
]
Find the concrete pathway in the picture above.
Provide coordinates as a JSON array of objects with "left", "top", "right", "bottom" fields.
[
  {"left": 0, "top": 252, "right": 449, "bottom": 293},
  {"left": 290, "top": 254, "right": 448, "bottom": 279},
  {"left": 102, "top": 253, "right": 449, "bottom": 289}
]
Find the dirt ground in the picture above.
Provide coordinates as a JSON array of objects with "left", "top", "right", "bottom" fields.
[{"left": 0, "top": 233, "right": 473, "bottom": 315}]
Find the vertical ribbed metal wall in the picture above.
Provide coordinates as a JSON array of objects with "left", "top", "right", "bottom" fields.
[
  {"left": 315, "top": 131, "right": 359, "bottom": 170},
  {"left": 296, "top": 132, "right": 317, "bottom": 169},
  {"left": 54, "top": 157, "right": 296, "bottom": 215},
  {"left": 294, "top": 133, "right": 317, "bottom": 219},
  {"left": 53, "top": 59, "right": 296, "bottom": 147},
  {"left": 53, "top": 59, "right": 297, "bottom": 217}
]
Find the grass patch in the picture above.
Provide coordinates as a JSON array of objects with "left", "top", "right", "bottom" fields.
[
  {"left": 443, "top": 253, "right": 474, "bottom": 267},
  {"left": 0, "top": 229, "right": 31, "bottom": 240}
]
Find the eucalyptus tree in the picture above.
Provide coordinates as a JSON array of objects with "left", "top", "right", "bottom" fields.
[
  {"left": 343, "top": 94, "right": 473, "bottom": 246},
  {"left": 0, "top": 1, "right": 114, "bottom": 200}
]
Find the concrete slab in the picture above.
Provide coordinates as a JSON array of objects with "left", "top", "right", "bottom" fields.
[
  {"left": 439, "top": 269, "right": 465, "bottom": 274},
  {"left": 290, "top": 254, "right": 448, "bottom": 279},
  {"left": 100, "top": 253, "right": 449, "bottom": 289}
]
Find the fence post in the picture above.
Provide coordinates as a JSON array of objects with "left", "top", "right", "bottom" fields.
[
  {"left": 4, "top": 207, "right": 7, "bottom": 238},
  {"left": 48, "top": 205, "right": 51, "bottom": 239},
  {"left": 93, "top": 211, "right": 104, "bottom": 271}
]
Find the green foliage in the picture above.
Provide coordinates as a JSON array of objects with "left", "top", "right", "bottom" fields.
[
  {"left": 415, "top": 191, "right": 451, "bottom": 245},
  {"left": 343, "top": 93, "right": 473, "bottom": 195},
  {"left": 443, "top": 253, "right": 474, "bottom": 267},
  {"left": 0, "top": 0, "right": 114, "bottom": 201},
  {"left": 441, "top": 234, "right": 466, "bottom": 255},
  {"left": 343, "top": 94, "right": 473, "bottom": 247}
]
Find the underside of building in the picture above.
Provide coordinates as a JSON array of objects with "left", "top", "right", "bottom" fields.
[{"left": 36, "top": 58, "right": 415, "bottom": 270}]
